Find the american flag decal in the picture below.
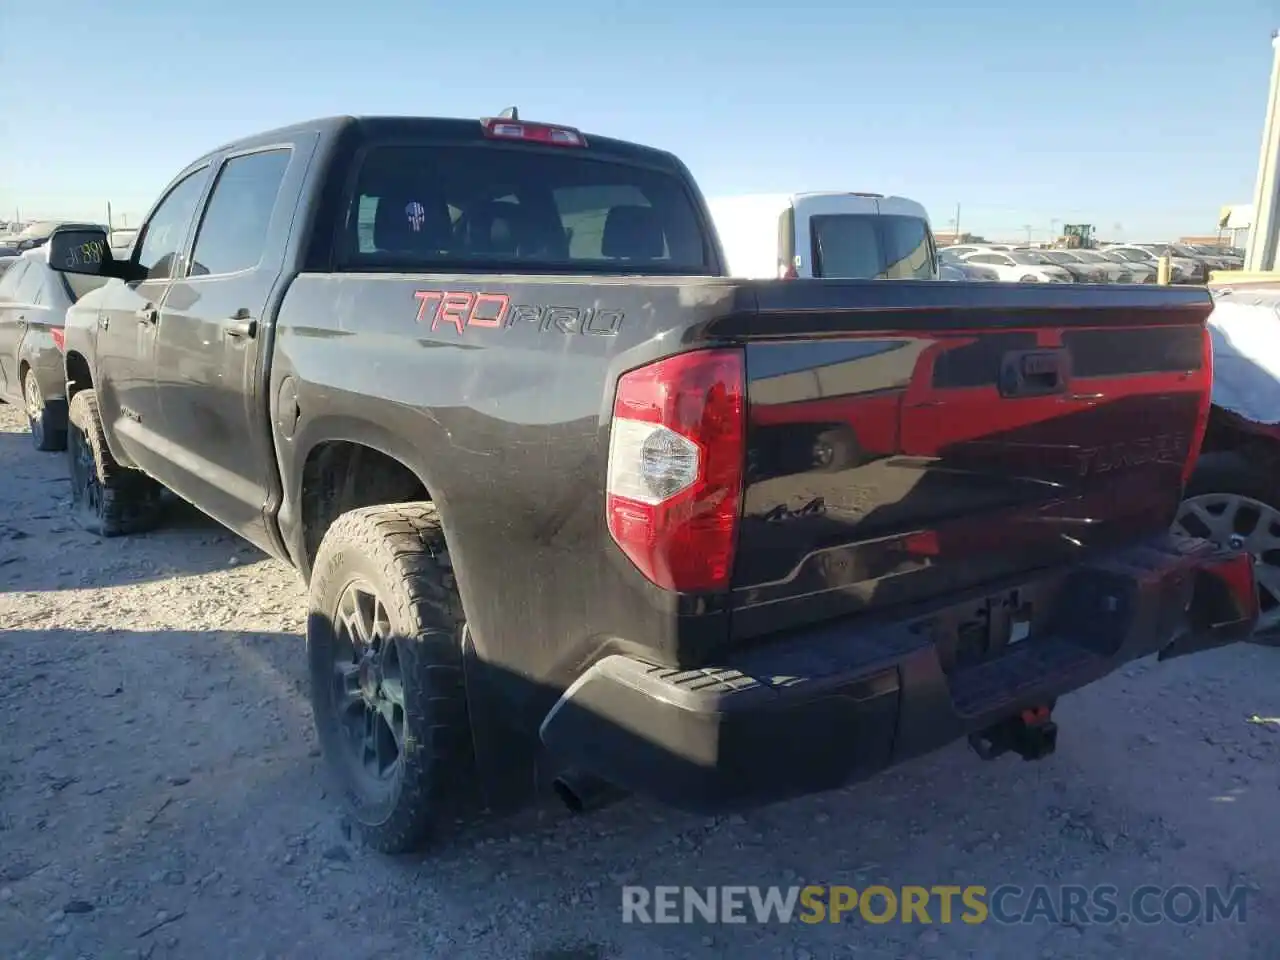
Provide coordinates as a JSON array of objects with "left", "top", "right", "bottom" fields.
[{"left": 405, "top": 201, "right": 426, "bottom": 232}]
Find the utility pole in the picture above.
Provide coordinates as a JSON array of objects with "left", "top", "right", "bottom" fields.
[
  {"left": 107, "top": 202, "right": 113, "bottom": 231},
  {"left": 1245, "top": 29, "right": 1280, "bottom": 271},
  {"left": 1023, "top": 224, "right": 1033, "bottom": 244},
  {"left": 953, "top": 203, "right": 961, "bottom": 242}
]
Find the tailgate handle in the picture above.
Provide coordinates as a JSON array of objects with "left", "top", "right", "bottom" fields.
[{"left": 1000, "top": 349, "right": 1069, "bottom": 398}]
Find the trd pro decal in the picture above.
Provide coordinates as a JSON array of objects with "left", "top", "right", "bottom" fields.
[{"left": 413, "top": 289, "right": 623, "bottom": 337}]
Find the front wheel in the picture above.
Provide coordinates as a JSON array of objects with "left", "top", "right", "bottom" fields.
[
  {"left": 66, "top": 390, "right": 164, "bottom": 536},
  {"left": 307, "top": 503, "right": 478, "bottom": 854},
  {"left": 24, "top": 367, "right": 65, "bottom": 452},
  {"left": 1174, "top": 451, "right": 1280, "bottom": 639}
]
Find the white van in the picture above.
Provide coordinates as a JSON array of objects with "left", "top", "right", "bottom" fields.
[{"left": 706, "top": 192, "right": 938, "bottom": 281}]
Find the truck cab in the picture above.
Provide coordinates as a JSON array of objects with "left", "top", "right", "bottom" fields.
[{"left": 706, "top": 191, "right": 938, "bottom": 281}]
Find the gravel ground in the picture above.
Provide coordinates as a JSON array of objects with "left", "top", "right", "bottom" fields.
[{"left": 1, "top": 401, "right": 1278, "bottom": 960}]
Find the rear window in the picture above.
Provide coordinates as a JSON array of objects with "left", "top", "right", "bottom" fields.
[
  {"left": 809, "top": 214, "right": 934, "bottom": 280},
  {"left": 340, "top": 144, "right": 712, "bottom": 275}
]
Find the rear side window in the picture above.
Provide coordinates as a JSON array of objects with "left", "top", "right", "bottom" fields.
[
  {"left": 14, "top": 261, "right": 45, "bottom": 303},
  {"left": 810, "top": 214, "right": 935, "bottom": 280},
  {"left": 189, "top": 149, "right": 292, "bottom": 277},
  {"left": 776, "top": 205, "right": 795, "bottom": 276},
  {"left": 341, "top": 144, "right": 711, "bottom": 274},
  {"left": 0, "top": 260, "right": 30, "bottom": 300},
  {"left": 63, "top": 273, "right": 110, "bottom": 301}
]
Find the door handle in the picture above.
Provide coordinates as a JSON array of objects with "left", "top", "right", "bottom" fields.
[
  {"left": 136, "top": 305, "right": 158, "bottom": 325},
  {"left": 15, "top": 315, "right": 26, "bottom": 327},
  {"left": 226, "top": 310, "right": 257, "bottom": 340}
]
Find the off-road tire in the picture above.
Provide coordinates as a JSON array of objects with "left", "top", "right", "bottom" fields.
[
  {"left": 307, "top": 503, "right": 477, "bottom": 854},
  {"left": 65, "top": 389, "right": 164, "bottom": 536},
  {"left": 24, "top": 367, "right": 66, "bottom": 452}
]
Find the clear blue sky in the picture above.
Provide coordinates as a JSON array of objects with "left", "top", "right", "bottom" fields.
[{"left": 0, "top": 0, "right": 1276, "bottom": 241}]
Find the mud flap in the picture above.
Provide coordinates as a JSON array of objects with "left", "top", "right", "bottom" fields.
[
  {"left": 460, "top": 624, "right": 541, "bottom": 814},
  {"left": 1158, "top": 550, "right": 1259, "bottom": 661}
]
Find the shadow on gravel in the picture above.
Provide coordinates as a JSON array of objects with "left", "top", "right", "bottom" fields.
[
  {"left": 1, "top": 628, "right": 1276, "bottom": 959},
  {"left": 0, "top": 428, "right": 271, "bottom": 592}
]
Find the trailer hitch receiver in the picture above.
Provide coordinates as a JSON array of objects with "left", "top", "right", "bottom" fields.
[{"left": 969, "top": 706, "right": 1058, "bottom": 762}]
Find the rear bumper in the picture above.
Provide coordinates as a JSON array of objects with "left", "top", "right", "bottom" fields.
[{"left": 539, "top": 535, "right": 1257, "bottom": 813}]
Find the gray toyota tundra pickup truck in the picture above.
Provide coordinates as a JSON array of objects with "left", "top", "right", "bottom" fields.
[{"left": 43, "top": 111, "right": 1259, "bottom": 854}]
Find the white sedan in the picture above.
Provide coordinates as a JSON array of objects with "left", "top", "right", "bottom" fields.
[
  {"left": 957, "top": 249, "right": 1075, "bottom": 283},
  {"left": 939, "top": 243, "right": 1015, "bottom": 262}
]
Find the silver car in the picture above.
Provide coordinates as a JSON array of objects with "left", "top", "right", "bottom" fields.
[{"left": 0, "top": 247, "right": 110, "bottom": 450}]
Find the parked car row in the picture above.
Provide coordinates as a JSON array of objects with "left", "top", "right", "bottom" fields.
[
  {"left": 938, "top": 239, "right": 1243, "bottom": 285},
  {"left": 0, "top": 219, "right": 111, "bottom": 257}
]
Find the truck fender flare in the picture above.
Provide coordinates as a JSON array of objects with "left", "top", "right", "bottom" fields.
[{"left": 288, "top": 412, "right": 451, "bottom": 523}]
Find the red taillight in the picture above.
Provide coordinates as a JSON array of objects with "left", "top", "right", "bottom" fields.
[
  {"left": 778, "top": 261, "right": 798, "bottom": 280},
  {"left": 1182, "top": 324, "right": 1214, "bottom": 488},
  {"left": 480, "top": 118, "right": 586, "bottom": 147},
  {"left": 606, "top": 348, "right": 746, "bottom": 593},
  {"left": 51, "top": 328, "right": 65, "bottom": 353}
]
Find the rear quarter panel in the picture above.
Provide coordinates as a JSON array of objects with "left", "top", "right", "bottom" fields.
[{"left": 271, "top": 272, "right": 746, "bottom": 711}]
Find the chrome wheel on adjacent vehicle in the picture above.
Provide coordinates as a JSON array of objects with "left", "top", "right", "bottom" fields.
[
  {"left": 23, "top": 367, "right": 64, "bottom": 451},
  {"left": 1173, "top": 491, "right": 1280, "bottom": 634},
  {"left": 24, "top": 370, "right": 41, "bottom": 422}
]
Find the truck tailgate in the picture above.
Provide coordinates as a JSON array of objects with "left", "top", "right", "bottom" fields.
[{"left": 722, "top": 281, "right": 1215, "bottom": 639}]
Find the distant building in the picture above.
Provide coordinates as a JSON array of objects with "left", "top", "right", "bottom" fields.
[
  {"left": 933, "top": 231, "right": 986, "bottom": 246},
  {"left": 1215, "top": 204, "right": 1252, "bottom": 248}
]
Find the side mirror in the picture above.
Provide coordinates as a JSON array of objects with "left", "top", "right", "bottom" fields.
[{"left": 46, "top": 225, "right": 119, "bottom": 278}]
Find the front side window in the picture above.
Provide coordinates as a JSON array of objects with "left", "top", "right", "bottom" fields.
[
  {"left": 343, "top": 143, "right": 711, "bottom": 274},
  {"left": 1116, "top": 248, "right": 1154, "bottom": 262},
  {"left": 63, "top": 272, "right": 110, "bottom": 301},
  {"left": 189, "top": 149, "right": 292, "bottom": 277},
  {"left": 1015, "top": 252, "right": 1054, "bottom": 265},
  {"left": 809, "top": 214, "right": 934, "bottom": 279},
  {"left": 135, "top": 168, "right": 210, "bottom": 281}
]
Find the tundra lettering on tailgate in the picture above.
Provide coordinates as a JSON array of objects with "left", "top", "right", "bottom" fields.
[
  {"left": 413, "top": 289, "right": 623, "bottom": 337},
  {"left": 1075, "top": 432, "right": 1190, "bottom": 477}
]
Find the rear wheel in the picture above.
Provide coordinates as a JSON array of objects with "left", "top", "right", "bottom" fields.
[
  {"left": 66, "top": 389, "right": 164, "bottom": 536},
  {"left": 1174, "top": 451, "right": 1280, "bottom": 638},
  {"left": 24, "top": 367, "right": 65, "bottom": 452},
  {"left": 811, "top": 426, "right": 860, "bottom": 472},
  {"left": 307, "top": 503, "right": 477, "bottom": 854}
]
